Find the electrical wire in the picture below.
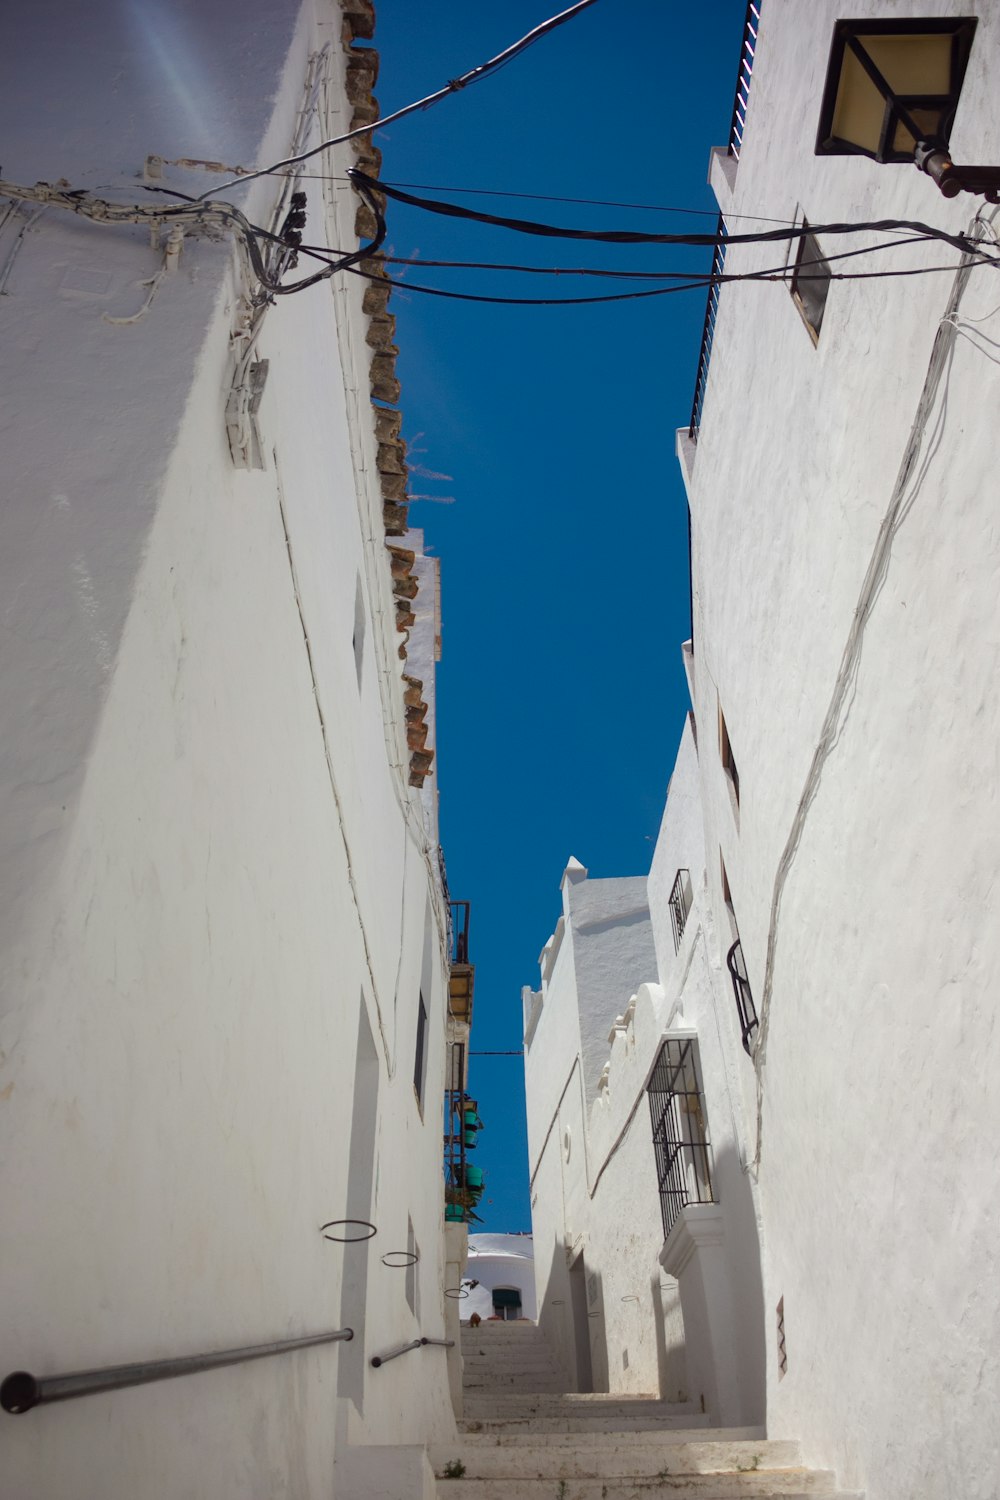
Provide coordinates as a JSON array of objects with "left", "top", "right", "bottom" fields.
[
  {"left": 350, "top": 171, "right": 983, "bottom": 258},
  {"left": 336, "top": 255, "right": 993, "bottom": 308},
  {"left": 379, "top": 179, "right": 799, "bottom": 223},
  {"left": 0, "top": 176, "right": 387, "bottom": 305},
  {"left": 192, "top": 0, "right": 599, "bottom": 203},
  {"left": 342, "top": 232, "right": 959, "bottom": 280},
  {"left": 256, "top": 172, "right": 802, "bottom": 226}
]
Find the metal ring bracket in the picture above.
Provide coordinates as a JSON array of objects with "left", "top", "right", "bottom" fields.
[
  {"left": 320, "top": 1220, "right": 377, "bottom": 1243},
  {"left": 381, "top": 1250, "right": 418, "bottom": 1269}
]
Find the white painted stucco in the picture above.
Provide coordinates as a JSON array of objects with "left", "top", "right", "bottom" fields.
[
  {"left": 463, "top": 1233, "right": 538, "bottom": 1323},
  {"left": 683, "top": 4, "right": 1000, "bottom": 1497},
  {"left": 523, "top": 741, "right": 765, "bottom": 1421},
  {"left": 523, "top": 8, "right": 1000, "bottom": 1495},
  {"left": 0, "top": 5, "right": 459, "bottom": 1496}
]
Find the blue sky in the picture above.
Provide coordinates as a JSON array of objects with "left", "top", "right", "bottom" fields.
[{"left": 373, "top": 0, "right": 750, "bottom": 1230}]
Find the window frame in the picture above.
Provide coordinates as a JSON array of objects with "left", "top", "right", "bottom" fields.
[{"left": 789, "top": 223, "right": 832, "bottom": 346}]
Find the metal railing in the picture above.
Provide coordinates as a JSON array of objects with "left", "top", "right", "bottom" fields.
[
  {"left": 444, "top": 1039, "right": 470, "bottom": 1224},
  {"left": 727, "top": 938, "right": 759, "bottom": 1053},
  {"left": 370, "top": 1335, "right": 454, "bottom": 1369},
  {"left": 450, "top": 900, "right": 470, "bottom": 966},
  {"left": 728, "top": 0, "right": 761, "bottom": 162},
  {"left": 687, "top": 0, "right": 761, "bottom": 440},
  {"left": 668, "top": 868, "right": 692, "bottom": 953},
  {"left": 1, "top": 1326, "right": 354, "bottom": 1415},
  {"left": 688, "top": 213, "right": 728, "bottom": 440},
  {"left": 647, "top": 1037, "right": 715, "bottom": 1241}
]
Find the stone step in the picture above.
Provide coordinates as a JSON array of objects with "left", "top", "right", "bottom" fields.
[
  {"left": 463, "top": 1384, "right": 568, "bottom": 1396},
  {"left": 432, "top": 1480, "right": 855, "bottom": 1500},
  {"left": 464, "top": 1380, "right": 566, "bottom": 1392},
  {"left": 458, "top": 1412, "right": 713, "bottom": 1435},
  {"left": 462, "top": 1395, "right": 699, "bottom": 1415},
  {"left": 461, "top": 1350, "right": 555, "bottom": 1361},
  {"left": 429, "top": 1438, "right": 804, "bottom": 1481},
  {"left": 450, "top": 1428, "right": 768, "bottom": 1449},
  {"left": 462, "top": 1358, "right": 563, "bottom": 1375},
  {"left": 458, "top": 1332, "right": 542, "bottom": 1344}
]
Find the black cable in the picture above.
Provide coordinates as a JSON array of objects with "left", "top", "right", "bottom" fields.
[
  {"left": 381, "top": 179, "right": 795, "bottom": 222},
  {"left": 262, "top": 172, "right": 800, "bottom": 226},
  {"left": 329, "top": 233, "right": 950, "bottom": 280},
  {"left": 348, "top": 171, "right": 980, "bottom": 257},
  {"left": 338, "top": 257, "right": 989, "bottom": 307},
  {"left": 194, "top": 0, "right": 599, "bottom": 203}
]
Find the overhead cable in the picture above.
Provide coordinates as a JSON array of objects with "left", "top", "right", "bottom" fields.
[
  {"left": 192, "top": 0, "right": 599, "bottom": 203},
  {"left": 349, "top": 171, "right": 983, "bottom": 258}
]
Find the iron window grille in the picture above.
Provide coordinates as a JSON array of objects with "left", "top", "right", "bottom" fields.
[
  {"left": 727, "top": 938, "right": 759, "bottom": 1053},
  {"left": 647, "top": 1038, "right": 715, "bottom": 1241},
  {"left": 668, "top": 869, "right": 692, "bottom": 954}
]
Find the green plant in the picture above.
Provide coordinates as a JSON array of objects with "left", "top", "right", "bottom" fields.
[
  {"left": 556, "top": 1483, "right": 568, "bottom": 1500},
  {"left": 441, "top": 1459, "right": 466, "bottom": 1479},
  {"left": 736, "top": 1454, "right": 762, "bottom": 1473}
]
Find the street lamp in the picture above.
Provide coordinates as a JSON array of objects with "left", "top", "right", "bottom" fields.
[{"left": 815, "top": 17, "right": 1000, "bottom": 201}]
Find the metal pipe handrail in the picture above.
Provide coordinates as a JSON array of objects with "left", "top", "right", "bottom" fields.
[
  {"left": 370, "top": 1335, "right": 455, "bottom": 1368},
  {"left": 370, "top": 1338, "right": 423, "bottom": 1368},
  {"left": 2, "top": 1326, "right": 354, "bottom": 1415}
]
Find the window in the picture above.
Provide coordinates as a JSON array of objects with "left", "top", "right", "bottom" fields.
[
  {"left": 719, "top": 705, "right": 740, "bottom": 808},
  {"left": 352, "top": 573, "right": 366, "bottom": 689},
  {"left": 413, "top": 990, "right": 428, "bottom": 1106},
  {"left": 668, "top": 868, "right": 692, "bottom": 954},
  {"left": 646, "top": 1038, "right": 715, "bottom": 1240},
  {"left": 727, "top": 937, "right": 759, "bottom": 1054},
  {"left": 492, "top": 1286, "right": 522, "bottom": 1321},
  {"left": 405, "top": 1218, "right": 420, "bottom": 1318},
  {"left": 790, "top": 224, "right": 831, "bottom": 345},
  {"left": 721, "top": 854, "right": 734, "bottom": 918}
]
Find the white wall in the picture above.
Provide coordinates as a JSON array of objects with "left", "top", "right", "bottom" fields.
[
  {"left": 683, "top": 2, "right": 1000, "bottom": 1494},
  {"left": 0, "top": 4, "right": 457, "bottom": 1495},
  {"left": 464, "top": 1234, "right": 538, "bottom": 1322}
]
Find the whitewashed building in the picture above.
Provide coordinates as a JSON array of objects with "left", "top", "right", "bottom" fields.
[
  {"left": 463, "top": 1233, "right": 538, "bottom": 1323},
  {"left": 0, "top": 4, "right": 469, "bottom": 1497},
  {"left": 524, "top": 3, "right": 1000, "bottom": 1498}
]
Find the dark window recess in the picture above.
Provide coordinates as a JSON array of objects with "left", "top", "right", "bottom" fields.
[
  {"left": 647, "top": 1038, "right": 715, "bottom": 1241},
  {"left": 352, "top": 574, "right": 366, "bottom": 689},
  {"left": 727, "top": 938, "right": 759, "bottom": 1054},
  {"left": 413, "top": 991, "right": 428, "bottom": 1104},
  {"left": 790, "top": 226, "right": 832, "bottom": 345},
  {"left": 492, "top": 1287, "right": 522, "bottom": 1321},
  {"left": 719, "top": 707, "right": 740, "bottom": 806},
  {"left": 669, "top": 869, "right": 692, "bottom": 954}
]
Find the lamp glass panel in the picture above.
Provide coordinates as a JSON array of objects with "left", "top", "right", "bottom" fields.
[
  {"left": 862, "top": 34, "right": 953, "bottom": 97},
  {"left": 892, "top": 105, "right": 948, "bottom": 155},
  {"left": 831, "top": 46, "right": 889, "bottom": 155}
]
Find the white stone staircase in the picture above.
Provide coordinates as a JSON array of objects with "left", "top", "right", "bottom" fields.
[{"left": 428, "top": 1322, "right": 862, "bottom": 1499}]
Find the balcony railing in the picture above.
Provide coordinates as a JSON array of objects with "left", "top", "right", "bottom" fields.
[
  {"left": 728, "top": 0, "right": 761, "bottom": 162},
  {"left": 444, "top": 1040, "right": 485, "bottom": 1225},
  {"left": 688, "top": 215, "right": 728, "bottom": 440},
  {"left": 668, "top": 868, "right": 692, "bottom": 954},
  {"left": 687, "top": 0, "right": 761, "bottom": 440},
  {"left": 448, "top": 900, "right": 474, "bottom": 1024},
  {"left": 647, "top": 1038, "right": 715, "bottom": 1241},
  {"left": 727, "top": 938, "right": 759, "bottom": 1053}
]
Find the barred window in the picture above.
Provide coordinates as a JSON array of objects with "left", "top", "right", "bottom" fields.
[{"left": 647, "top": 1038, "right": 715, "bottom": 1240}]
